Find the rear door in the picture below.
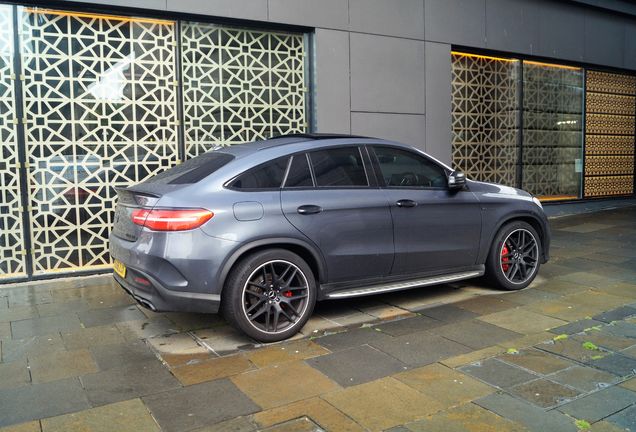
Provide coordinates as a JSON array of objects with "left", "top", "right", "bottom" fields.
[
  {"left": 281, "top": 146, "right": 394, "bottom": 283},
  {"left": 369, "top": 145, "right": 482, "bottom": 275}
]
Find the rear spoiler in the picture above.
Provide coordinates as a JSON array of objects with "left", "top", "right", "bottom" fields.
[{"left": 115, "top": 186, "right": 161, "bottom": 199}]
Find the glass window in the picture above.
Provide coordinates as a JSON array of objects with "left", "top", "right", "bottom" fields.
[
  {"left": 373, "top": 147, "right": 447, "bottom": 188},
  {"left": 309, "top": 147, "right": 368, "bottom": 187},
  {"left": 231, "top": 157, "right": 289, "bottom": 190},
  {"left": 284, "top": 154, "right": 313, "bottom": 188},
  {"left": 522, "top": 61, "right": 584, "bottom": 200}
]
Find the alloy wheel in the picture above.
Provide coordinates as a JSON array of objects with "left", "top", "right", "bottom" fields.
[
  {"left": 499, "top": 228, "right": 539, "bottom": 285},
  {"left": 241, "top": 260, "right": 310, "bottom": 334}
]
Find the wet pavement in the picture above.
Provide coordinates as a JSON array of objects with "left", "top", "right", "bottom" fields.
[{"left": 1, "top": 206, "right": 636, "bottom": 431}]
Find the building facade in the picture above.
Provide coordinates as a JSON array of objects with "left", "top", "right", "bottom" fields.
[{"left": 1, "top": 0, "right": 635, "bottom": 282}]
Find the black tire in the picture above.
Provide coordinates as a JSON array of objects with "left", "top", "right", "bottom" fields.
[
  {"left": 221, "top": 248, "right": 317, "bottom": 342},
  {"left": 486, "top": 221, "right": 542, "bottom": 291}
]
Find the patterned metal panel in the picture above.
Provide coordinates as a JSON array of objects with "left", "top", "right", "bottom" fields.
[
  {"left": 586, "top": 92, "right": 635, "bottom": 116},
  {"left": 586, "top": 70, "right": 636, "bottom": 95},
  {"left": 585, "top": 135, "right": 634, "bottom": 155},
  {"left": 585, "top": 176, "right": 634, "bottom": 197},
  {"left": 451, "top": 53, "right": 520, "bottom": 187},
  {"left": 585, "top": 156, "right": 634, "bottom": 176},
  {"left": 584, "top": 70, "right": 635, "bottom": 198},
  {"left": 0, "top": 5, "right": 27, "bottom": 279},
  {"left": 19, "top": 9, "right": 179, "bottom": 273},
  {"left": 586, "top": 114, "right": 635, "bottom": 136},
  {"left": 181, "top": 22, "right": 306, "bottom": 158},
  {"left": 521, "top": 62, "right": 584, "bottom": 199}
]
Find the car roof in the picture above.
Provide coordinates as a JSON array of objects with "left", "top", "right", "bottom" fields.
[
  {"left": 205, "top": 133, "right": 451, "bottom": 178},
  {"left": 134, "top": 133, "right": 451, "bottom": 194},
  {"left": 214, "top": 133, "right": 408, "bottom": 157}
]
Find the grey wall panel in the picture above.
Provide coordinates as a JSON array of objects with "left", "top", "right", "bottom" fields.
[
  {"left": 485, "top": 0, "right": 539, "bottom": 55},
  {"left": 349, "top": 0, "right": 425, "bottom": 40},
  {"left": 424, "top": 0, "right": 486, "bottom": 48},
  {"left": 314, "top": 29, "right": 351, "bottom": 134},
  {"left": 625, "top": 21, "right": 636, "bottom": 70},
  {"left": 584, "top": 12, "right": 624, "bottom": 68},
  {"left": 350, "top": 33, "right": 425, "bottom": 114},
  {"left": 351, "top": 112, "right": 426, "bottom": 150},
  {"left": 61, "top": 0, "right": 168, "bottom": 9},
  {"left": 536, "top": 2, "right": 585, "bottom": 61},
  {"left": 424, "top": 41, "right": 452, "bottom": 165},
  {"left": 166, "top": 0, "right": 267, "bottom": 20},
  {"left": 268, "top": 0, "right": 348, "bottom": 30}
]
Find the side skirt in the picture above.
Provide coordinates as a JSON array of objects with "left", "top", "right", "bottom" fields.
[{"left": 324, "top": 267, "right": 484, "bottom": 300}]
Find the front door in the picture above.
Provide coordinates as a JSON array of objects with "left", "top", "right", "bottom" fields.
[
  {"left": 281, "top": 147, "right": 394, "bottom": 283},
  {"left": 370, "top": 145, "right": 482, "bottom": 275}
]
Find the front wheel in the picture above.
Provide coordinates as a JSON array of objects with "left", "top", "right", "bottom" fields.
[
  {"left": 486, "top": 221, "right": 542, "bottom": 291},
  {"left": 222, "top": 249, "right": 316, "bottom": 342}
]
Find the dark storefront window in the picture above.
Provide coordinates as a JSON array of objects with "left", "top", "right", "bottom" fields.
[{"left": 451, "top": 52, "right": 633, "bottom": 202}]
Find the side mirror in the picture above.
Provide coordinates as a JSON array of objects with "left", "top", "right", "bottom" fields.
[{"left": 448, "top": 170, "right": 466, "bottom": 190}]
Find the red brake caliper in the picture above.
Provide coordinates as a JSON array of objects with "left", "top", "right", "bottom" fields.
[
  {"left": 501, "top": 244, "right": 510, "bottom": 272},
  {"left": 283, "top": 291, "right": 292, "bottom": 298}
]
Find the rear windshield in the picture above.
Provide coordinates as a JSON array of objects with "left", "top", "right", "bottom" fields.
[{"left": 142, "top": 152, "right": 234, "bottom": 185}]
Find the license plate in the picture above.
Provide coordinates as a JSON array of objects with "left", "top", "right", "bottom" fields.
[{"left": 113, "top": 260, "right": 127, "bottom": 278}]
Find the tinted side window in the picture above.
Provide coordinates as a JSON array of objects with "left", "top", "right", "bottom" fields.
[
  {"left": 309, "top": 147, "right": 368, "bottom": 187},
  {"left": 373, "top": 147, "right": 446, "bottom": 188},
  {"left": 231, "top": 157, "right": 289, "bottom": 190},
  {"left": 284, "top": 154, "right": 313, "bottom": 188}
]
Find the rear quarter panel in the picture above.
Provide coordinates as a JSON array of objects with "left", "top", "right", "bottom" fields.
[{"left": 157, "top": 184, "right": 326, "bottom": 290}]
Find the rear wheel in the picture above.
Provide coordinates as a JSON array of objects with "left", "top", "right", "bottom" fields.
[
  {"left": 222, "top": 249, "right": 316, "bottom": 342},
  {"left": 486, "top": 221, "right": 541, "bottom": 290}
]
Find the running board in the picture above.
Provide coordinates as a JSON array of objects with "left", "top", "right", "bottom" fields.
[{"left": 326, "top": 269, "right": 484, "bottom": 299}]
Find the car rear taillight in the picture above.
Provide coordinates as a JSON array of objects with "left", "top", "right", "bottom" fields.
[{"left": 131, "top": 208, "right": 213, "bottom": 231}]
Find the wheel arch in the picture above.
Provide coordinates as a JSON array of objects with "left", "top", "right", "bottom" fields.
[
  {"left": 483, "top": 212, "right": 550, "bottom": 264},
  {"left": 217, "top": 238, "right": 326, "bottom": 296}
]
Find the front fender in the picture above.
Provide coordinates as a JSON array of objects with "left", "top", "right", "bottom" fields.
[{"left": 477, "top": 209, "right": 550, "bottom": 265}]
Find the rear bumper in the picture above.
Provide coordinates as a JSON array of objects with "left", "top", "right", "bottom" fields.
[
  {"left": 109, "top": 228, "right": 237, "bottom": 314},
  {"left": 113, "top": 269, "right": 220, "bottom": 313}
]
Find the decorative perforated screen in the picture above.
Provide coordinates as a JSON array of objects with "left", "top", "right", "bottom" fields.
[
  {"left": 0, "top": 6, "right": 308, "bottom": 280},
  {"left": 0, "top": 5, "right": 27, "bottom": 278},
  {"left": 181, "top": 22, "right": 306, "bottom": 158},
  {"left": 19, "top": 9, "right": 180, "bottom": 274},
  {"left": 451, "top": 52, "right": 520, "bottom": 187}
]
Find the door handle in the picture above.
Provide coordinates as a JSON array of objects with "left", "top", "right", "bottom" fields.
[
  {"left": 297, "top": 205, "right": 323, "bottom": 215},
  {"left": 396, "top": 199, "right": 417, "bottom": 208}
]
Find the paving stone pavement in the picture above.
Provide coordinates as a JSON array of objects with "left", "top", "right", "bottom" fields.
[{"left": 0, "top": 206, "right": 636, "bottom": 431}]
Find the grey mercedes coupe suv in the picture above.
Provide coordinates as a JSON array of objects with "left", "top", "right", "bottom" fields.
[{"left": 110, "top": 134, "right": 550, "bottom": 341}]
